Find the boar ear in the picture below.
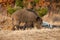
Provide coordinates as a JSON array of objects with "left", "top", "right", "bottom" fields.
[{"left": 36, "top": 17, "right": 40, "bottom": 21}]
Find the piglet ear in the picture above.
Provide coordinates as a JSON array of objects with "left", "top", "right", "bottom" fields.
[{"left": 36, "top": 17, "right": 40, "bottom": 21}]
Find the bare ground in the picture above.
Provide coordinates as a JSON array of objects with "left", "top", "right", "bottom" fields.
[{"left": 0, "top": 28, "right": 60, "bottom": 40}]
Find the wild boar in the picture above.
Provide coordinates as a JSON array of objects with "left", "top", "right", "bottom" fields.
[{"left": 11, "top": 9, "right": 42, "bottom": 30}]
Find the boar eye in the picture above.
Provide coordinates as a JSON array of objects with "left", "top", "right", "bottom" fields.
[{"left": 36, "top": 17, "right": 40, "bottom": 21}]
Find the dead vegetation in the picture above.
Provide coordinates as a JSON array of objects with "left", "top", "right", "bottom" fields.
[
  {"left": 42, "top": 14, "right": 60, "bottom": 25},
  {"left": 0, "top": 14, "right": 13, "bottom": 30},
  {"left": 0, "top": 28, "right": 60, "bottom": 40}
]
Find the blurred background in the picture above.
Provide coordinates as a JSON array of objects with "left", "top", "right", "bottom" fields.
[{"left": 0, "top": 0, "right": 60, "bottom": 30}]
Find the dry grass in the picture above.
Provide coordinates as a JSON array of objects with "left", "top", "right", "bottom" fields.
[
  {"left": 0, "top": 28, "right": 60, "bottom": 40},
  {"left": 42, "top": 14, "right": 60, "bottom": 25}
]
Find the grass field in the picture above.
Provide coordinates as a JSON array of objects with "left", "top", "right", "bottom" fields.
[{"left": 0, "top": 28, "right": 60, "bottom": 40}]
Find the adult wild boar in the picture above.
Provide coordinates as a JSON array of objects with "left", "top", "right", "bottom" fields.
[{"left": 11, "top": 9, "right": 42, "bottom": 30}]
